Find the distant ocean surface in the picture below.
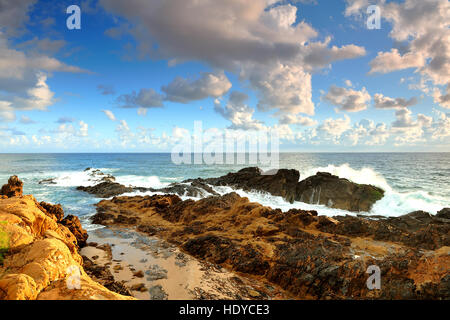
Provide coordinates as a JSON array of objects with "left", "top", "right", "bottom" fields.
[{"left": 0, "top": 153, "right": 448, "bottom": 230}]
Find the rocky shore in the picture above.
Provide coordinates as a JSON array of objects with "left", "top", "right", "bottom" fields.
[
  {"left": 92, "top": 191, "right": 449, "bottom": 299},
  {"left": 0, "top": 176, "right": 133, "bottom": 300},
  {"left": 4, "top": 168, "right": 449, "bottom": 300},
  {"left": 70, "top": 167, "right": 384, "bottom": 212}
]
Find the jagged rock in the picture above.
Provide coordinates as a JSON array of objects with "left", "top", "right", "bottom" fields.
[
  {"left": 195, "top": 167, "right": 300, "bottom": 203},
  {"left": 77, "top": 182, "right": 134, "bottom": 198},
  {"left": 92, "top": 192, "right": 449, "bottom": 299},
  {"left": 0, "top": 176, "right": 23, "bottom": 198},
  {"left": 76, "top": 168, "right": 384, "bottom": 212},
  {"left": 39, "top": 202, "right": 65, "bottom": 221},
  {"left": 296, "top": 172, "right": 384, "bottom": 212},
  {"left": 436, "top": 208, "right": 450, "bottom": 219},
  {"left": 61, "top": 215, "right": 89, "bottom": 248},
  {"left": 0, "top": 195, "right": 133, "bottom": 300},
  {"left": 189, "top": 168, "right": 384, "bottom": 212}
]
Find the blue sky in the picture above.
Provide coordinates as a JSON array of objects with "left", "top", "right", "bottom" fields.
[{"left": 0, "top": 0, "right": 449, "bottom": 152}]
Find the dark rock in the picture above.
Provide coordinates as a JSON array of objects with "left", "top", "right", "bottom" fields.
[
  {"left": 61, "top": 215, "right": 89, "bottom": 248},
  {"left": 77, "top": 181, "right": 134, "bottom": 198},
  {"left": 195, "top": 167, "right": 300, "bottom": 203},
  {"left": 296, "top": 172, "right": 384, "bottom": 212},
  {"left": 39, "top": 202, "right": 65, "bottom": 221},
  {"left": 38, "top": 178, "right": 57, "bottom": 185},
  {"left": 436, "top": 208, "right": 450, "bottom": 219},
  {"left": 148, "top": 285, "right": 168, "bottom": 300}
]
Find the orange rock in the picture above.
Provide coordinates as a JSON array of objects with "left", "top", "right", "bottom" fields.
[
  {"left": 0, "top": 195, "right": 134, "bottom": 300},
  {"left": 0, "top": 176, "right": 23, "bottom": 198}
]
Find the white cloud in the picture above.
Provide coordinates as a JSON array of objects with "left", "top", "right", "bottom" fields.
[
  {"left": 317, "top": 115, "right": 352, "bottom": 141},
  {"left": 323, "top": 85, "right": 371, "bottom": 112},
  {"left": 214, "top": 92, "right": 266, "bottom": 131},
  {"left": 374, "top": 94, "right": 418, "bottom": 110},
  {"left": 102, "top": 109, "right": 116, "bottom": 121},
  {"left": 78, "top": 121, "right": 89, "bottom": 137},
  {"left": 242, "top": 62, "right": 315, "bottom": 116},
  {"left": 369, "top": 49, "right": 425, "bottom": 74},
  {"left": 278, "top": 114, "right": 317, "bottom": 126},
  {"left": 100, "top": 0, "right": 366, "bottom": 117},
  {"left": 347, "top": 0, "right": 450, "bottom": 87},
  {"left": 432, "top": 84, "right": 450, "bottom": 109}
]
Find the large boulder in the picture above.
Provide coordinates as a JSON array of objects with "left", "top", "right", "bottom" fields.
[
  {"left": 295, "top": 172, "right": 384, "bottom": 212},
  {"left": 200, "top": 167, "right": 301, "bottom": 203},
  {"left": 0, "top": 195, "right": 133, "bottom": 300},
  {"left": 1, "top": 176, "right": 23, "bottom": 198}
]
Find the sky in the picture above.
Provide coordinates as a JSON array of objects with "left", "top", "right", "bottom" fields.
[{"left": 0, "top": 0, "right": 449, "bottom": 152}]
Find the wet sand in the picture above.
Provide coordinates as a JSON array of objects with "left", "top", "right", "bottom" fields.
[{"left": 81, "top": 227, "right": 289, "bottom": 300}]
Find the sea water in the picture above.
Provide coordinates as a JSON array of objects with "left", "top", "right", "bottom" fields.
[{"left": 0, "top": 153, "right": 448, "bottom": 230}]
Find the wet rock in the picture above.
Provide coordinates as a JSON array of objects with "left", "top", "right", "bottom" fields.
[
  {"left": 77, "top": 182, "right": 134, "bottom": 198},
  {"left": 92, "top": 191, "right": 449, "bottom": 300},
  {"left": 436, "top": 208, "right": 450, "bottom": 219},
  {"left": 296, "top": 172, "right": 384, "bottom": 212},
  {"left": 38, "top": 178, "right": 57, "bottom": 185},
  {"left": 61, "top": 215, "right": 89, "bottom": 248},
  {"left": 130, "top": 283, "right": 147, "bottom": 292},
  {"left": 133, "top": 270, "right": 144, "bottom": 278},
  {"left": 0, "top": 175, "right": 23, "bottom": 198},
  {"left": 148, "top": 285, "right": 168, "bottom": 300},
  {"left": 194, "top": 167, "right": 300, "bottom": 203},
  {"left": 145, "top": 265, "right": 168, "bottom": 281}
]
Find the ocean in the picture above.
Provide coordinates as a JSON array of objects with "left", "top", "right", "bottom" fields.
[{"left": 0, "top": 153, "right": 448, "bottom": 230}]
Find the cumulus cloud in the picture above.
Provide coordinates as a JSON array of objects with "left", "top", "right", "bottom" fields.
[
  {"left": 278, "top": 114, "right": 317, "bottom": 126},
  {"left": 162, "top": 71, "right": 231, "bottom": 103},
  {"left": 347, "top": 0, "right": 450, "bottom": 87},
  {"left": 214, "top": 92, "right": 266, "bottom": 131},
  {"left": 242, "top": 62, "right": 315, "bottom": 115},
  {"left": 0, "top": 0, "right": 36, "bottom": 36},
  {"left": 0, "top": 1, "right": 88, "bottom": 122},
  {"left": 100, "top": 0, "right": 366, "bottom": 117},
  {"left": 369, "top": 49, "right": 425, "bottom": 74},
  {"left": 345, "top": 119, "right": 390, "bottom": 146},
  {"left": 317, "top": 115, "right": 352, "bottom": 141},
  {"left": 116, "top": 88, "right": 164, "bottom": 109},
  {"left": 374, "top": 94, "right": 418, "bottom": 110},
  {"left": 323, "top": 85, "right": 371, "bottom": 112},
  {"left": 432, "top": 84, "right": 450, "bottom": 109}
]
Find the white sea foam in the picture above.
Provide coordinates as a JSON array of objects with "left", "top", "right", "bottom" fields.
[
  {"left": 302, "top": 163, "right": 392, "bottom": 191},
  {"left": 115, "top": 175, "right": 168, "bottom": 189},
  {"left": 40, "top": 165, "right": 449, "bottom": 218},
  {"left": 300, "top": 164, "right": 447, "bottom": 216},
  {"left": 49, "top": 170, "right": 105, "bottom": 187}
]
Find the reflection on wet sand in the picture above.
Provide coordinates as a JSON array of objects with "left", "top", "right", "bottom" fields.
[{"left": 81, "top": 227, "right": 289, "bottom": 300}]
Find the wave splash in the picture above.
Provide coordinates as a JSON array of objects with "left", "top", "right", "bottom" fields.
[{"left": 44, "top": 165, "right": 448, "bottom": 217}]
